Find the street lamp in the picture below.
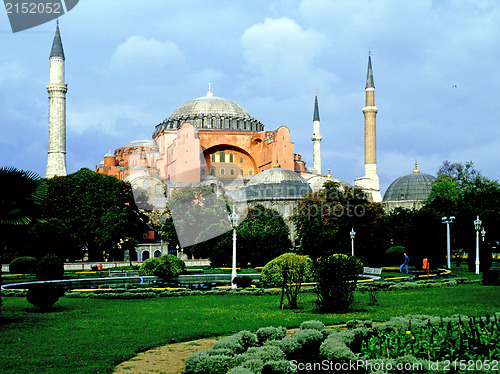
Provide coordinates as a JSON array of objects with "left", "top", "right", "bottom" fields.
[
  {"left": 474, "top": 216, "right": 482, "bottom": 274},
  {"left": 442, "top": 216, "right": 455, "bottom": 269},
  {"left": 228, "top": 205, "right": 240, "bottom": 289},
  {"left": 481, "top": 227, "right": 486, "bottom": 242},
  {"left": 158, "top": 230, "right": 163, "bottom": 256},
  {"left": 350, "top": 228, "right": 356, "bottom": 256}
]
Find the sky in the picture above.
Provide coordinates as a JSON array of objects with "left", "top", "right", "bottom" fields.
[{"left": 1, "top": 0, "right": 499, "bottom": 195}]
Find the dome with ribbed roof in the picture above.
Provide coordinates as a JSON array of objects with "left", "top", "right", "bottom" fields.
[
  {"left": 246, "top": 167, "right": 312, "bottom": 200},
  {"left": 383, "top": 168, "right": 436, "bottom": 202},
  {"left": 153, "top": 86, "right": 264, "bottom": 136}
]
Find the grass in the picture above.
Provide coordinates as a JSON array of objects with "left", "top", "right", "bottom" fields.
[{"left": 1, "top": 282, "right": 499, "bottom": 374}]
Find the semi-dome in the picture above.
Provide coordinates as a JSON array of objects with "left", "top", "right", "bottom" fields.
[
  {"left": 383, "top": 166, "right": 436, "bottom": 202},
  {"left": 246, "top": 167, "right": 312, "bottom": 200},
  {"left": 153, "top": 87, "right": 264, "bottom": 136}
]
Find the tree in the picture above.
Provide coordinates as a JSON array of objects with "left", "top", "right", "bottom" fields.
[
  {"left": 261, "top": 253, "right": 314, "bottom": 309},
  {"left": 42, "top": 168, "right": 147, "bottom": 261},
  {"left": 424, "top": 161, "right": 500, "bottom": 269},
  {"left": 209, "top": 205, "right": 291, "bottom": 267},
  {"left": 315, "top": 254, "right": 362, "bottom": 313},
  {"left": 0, "top": 167, "right": 47, "bottom": 261},
  {"left": 292, "top": 182, "right": 385, "bottom": 264},
  {"left": 139, "top": 254, "right": 185, "bottom": 279}
]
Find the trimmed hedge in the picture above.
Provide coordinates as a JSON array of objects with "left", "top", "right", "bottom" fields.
[
  {"left": 139, "top": 254, "right": 185, "bottom": 279},
  {"left": 36, "top": 254, "right": 64, "bottom": 280},
  {"left": 186, "top": 314, "right": 500, "bottom": 374},
  {"left": 9, "top": 256, "right": 38, "bottom": 274}
]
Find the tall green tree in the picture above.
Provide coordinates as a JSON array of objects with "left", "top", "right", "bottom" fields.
[
  {"left": 424, "top": 161, "right": 500, "bottom": 268},
  {"left": 292, "top": 182, "right": 385, "bottom": 264},
  {"left": 41, "top": 168, "right": 147, "bottom": 261},
  {"left": 209, "top": 204, "right": 291, "bottom": 267}
]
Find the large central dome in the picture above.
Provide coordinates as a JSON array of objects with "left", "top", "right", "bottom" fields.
[{"left": 153, "top": 88, "right": 264, "bottom": 136}]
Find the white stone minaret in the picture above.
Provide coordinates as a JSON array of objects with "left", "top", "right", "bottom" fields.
[
  {"left": 355, "top": 51, "right": 382, "bottom": 202},
  {"left": 311, "top": 91, "right": 322, "bottom": 174},
  {"left": 45, "top": 21, "right": 67, "bottom": 178}
]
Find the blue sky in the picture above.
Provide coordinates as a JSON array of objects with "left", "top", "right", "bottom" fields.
[{"left": 1, "top": 0, "right": 499, "bottom": 195}]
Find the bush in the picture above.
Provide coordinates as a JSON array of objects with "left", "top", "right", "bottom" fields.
[
  {"left": 184, "top": 350, "right": 237, "bottom": 374},
  {"left": 483, "top": 270, "right": 499, "bottom": 285},
  {"left": 233, "top": 275, "right": 252, "bottom": 288},
  {"left": 385, "top": 246, "right": 405, "bottom": 264},
  {"left": 36, "top": 254, "right": 64, "bottom": 280},
  {"left": 138, "top": 254, "right": 185, "bottom": 279},
  {"left": 260, "top": 253, "right": 314, "bottom": 309},
  {"left": 256, "top": 326, "right": 286, "bottom": 345},
  {"left": 9, "top": 256, "right": 38, "bottom": 274},
  {"left": 315, "top": 254, "right": 363, "bottom": 312},
  {"left": 26, "top": 285, "right": 66, "bottom": 310}
]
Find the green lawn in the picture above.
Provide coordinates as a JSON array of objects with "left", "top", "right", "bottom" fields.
[{"left": 1, "top": 283, "right": 499, "bottom": 374}]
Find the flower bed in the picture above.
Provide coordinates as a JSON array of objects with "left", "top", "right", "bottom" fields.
[{"left": 184, "top": 314, "right": 500, "bottom": 374}]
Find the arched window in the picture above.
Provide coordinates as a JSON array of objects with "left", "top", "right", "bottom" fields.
[
  {"left": 249, "top": 168, "right": 254, "bottom": 176},
  {"left": 155, "top": 184, "right": 162, "bottom": 195},
  {"left": 230, "top": 168, "right": 235, "bottom": 176},
  {"left": 229, "top": 153, "right": 234, "bottom": 163},
  {"left": 201, "top": 168, "right": 206, "bottom": 176},
  {"left": 239, "top": 169, "right": 244, "bottom": 176},
  {"left": 220, "top": 168, "right": 225, "bottom": 176},
  {"left": 210, "top": 153, "right": 216, "bottom": 162},
  {"left": 240, "top": 156, "right": 244, "bottom": 164},
  {"left": 220, "top": 150, "right": 225, "bottom": 162},
  {"left": 210, "top": 167, "right": 216, "bottom": 176}
]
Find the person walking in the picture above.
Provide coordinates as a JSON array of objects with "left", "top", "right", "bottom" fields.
[{"left": 400, "top": 252, "right": 409, "bottom": 273}]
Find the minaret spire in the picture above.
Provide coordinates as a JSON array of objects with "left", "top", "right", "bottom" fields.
[
  {"left": 355, "top": 51, "right": 381, "bottom": 202},
  {"left": 311, "top": 90, "right": 322, "bottom": 174},
  {"left": 45, "top": 22, "right": 68, "bottom": 178}
]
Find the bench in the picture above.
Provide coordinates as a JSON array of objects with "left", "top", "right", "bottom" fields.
[{"left": 363, "top": 267, "right": 383, "bottom": 275}]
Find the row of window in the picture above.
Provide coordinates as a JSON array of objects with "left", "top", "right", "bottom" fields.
[
  {"left": 210, "top": 151, "right": 244, "bottom": 164},
  {"left": 201, "top": 167, "right": 254, "bottom": 176}
]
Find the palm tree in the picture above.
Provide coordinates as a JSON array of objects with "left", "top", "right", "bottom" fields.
[{"left": 0, "top": 166, "right": 47, "bottom": 226}]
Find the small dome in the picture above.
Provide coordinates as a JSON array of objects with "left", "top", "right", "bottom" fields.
[
  {"left": 383, "top": 170, "right": 436, "bottom": 202},
  {"left": 246, "top": 168, "right": 312, "bottom": 200},
  {"left": 123, "top": 139, "right": 158, "bottom": 148},
  {"left": 301, "top": 174, "right": 351, "bottom": 193}
]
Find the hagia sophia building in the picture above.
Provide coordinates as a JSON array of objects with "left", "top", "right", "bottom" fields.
[{"left": 44, "top": 24, "right": 436, "bottom": 251}]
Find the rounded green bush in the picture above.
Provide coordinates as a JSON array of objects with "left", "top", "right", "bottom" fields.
[
  {"left": 260, "top": 253, "right": 314, "bottom": 287},
  {"left": 9, "top": 256, "right": 38, "bottom": 274},
  {"left": 138, "top": 254, "right": 185, "bottom": 279},
  {"left": 36, "top": 254, "right": 64, "bottom": 280}
]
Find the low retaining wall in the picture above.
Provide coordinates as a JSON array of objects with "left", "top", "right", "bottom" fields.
[{"left": 1, "top": 259, "right": 211, "bottom": 273}]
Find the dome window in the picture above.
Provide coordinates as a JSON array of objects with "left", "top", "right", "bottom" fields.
[
  {"left": 240, "top": 156, "right": 244, "bottom": 164},
  {"left": 230, "top": 168, "right": 235, "bottom": 176},
  {"left": 229, "top": 153, "right": 234, "bottom": 163}
]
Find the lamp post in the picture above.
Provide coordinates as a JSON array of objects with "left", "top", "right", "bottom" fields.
[
  {"left": 228, "top": 205, "right": 240, "bottom": 289},
  {"left": 158, "top": 230, "right": 163, "bottom": 256},
  {"left": 350, "top": 228, "right": 356, "bottom": 256},
  {"left": 442, "top": 216, "right": 455, "bottom": 269},
  {"left": 176, "top": 244, "right": 179, "bottom": 257},
  {"left": 474, "top": 216, "right": 482, "bottom": 275},
  {"left": 481, "top": 228, "right": 486, "bottom": 242}
]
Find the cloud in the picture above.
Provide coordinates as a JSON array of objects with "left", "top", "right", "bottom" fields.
[
  {"left": 240, "top": 17, "right": 334, "bottom": 93},
  {"left": 110, "top": 35, "right": 184, "bottom": 70}
]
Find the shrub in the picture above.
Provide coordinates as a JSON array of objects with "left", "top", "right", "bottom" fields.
[
  {"left": 256, "top": 326, "right": 286, "bottom": 345},
  {"left": 385, "top": 246, "right": 405, "bottom": 264},
  {"left": 260, "top": 253, "right": 314, "bottom": 309},
  {"left": 483, "top": 270, "right": 499, "bottom": 285},
  {"left": 26, "top": 285, "right": 66, "bottom": 310},
  {"left": 36, "top": 254, "right": 64, "bottom": 280},
  {"left": 184, "top": 351, "right": 237, "bottom": 374},
  {"left": 9, "top": 256, "right": 38, "bottom": 274},
  {"left": 319, "top": 336, "right": 356, "bottom": 362},
  {"left": 211, "top": 331, "right": 257, "bottom": 354},
  {"left": 289, "top": 328, "right": 325, "bottom": 362},
  {"left": 138, "top": 254, "right": 185, "bottom": 279},
  {"left": 300, "top": 320, "right": 325, "bottom": 331},
  {"left": 315, "top": 254, "right": 362, "bottom": 312},
  {"left": 227, "top": 367, "right": 254, "bottom": 374},
  {"left": 233, "top": 275, "right": 252, "bottom": 288}
]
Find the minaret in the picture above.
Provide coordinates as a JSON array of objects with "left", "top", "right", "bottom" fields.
[
  {"left": 45, "top": 21, "right": 67, "bottom": 178},
  {"left": 311, "top": 91, "right": 322, "bottom": 174},
  {"left": 355, "top": 51, "right": 382, "bottom": 202}
]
